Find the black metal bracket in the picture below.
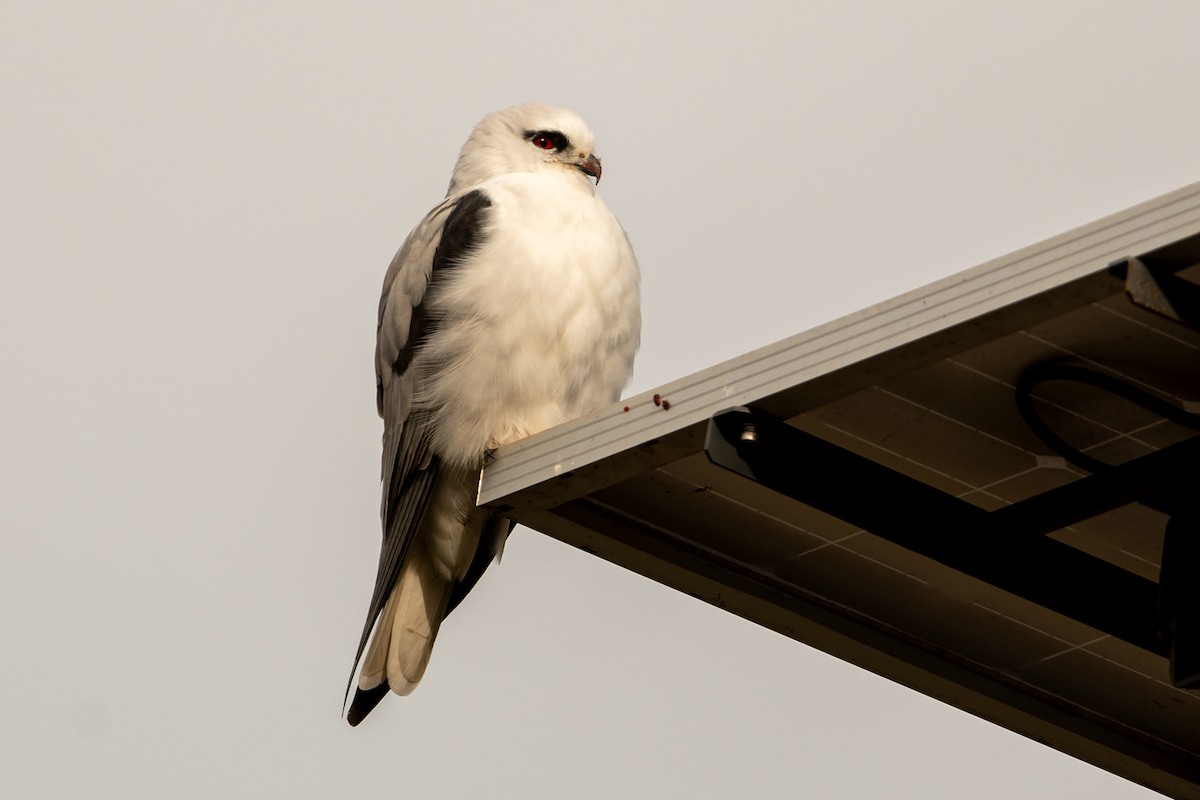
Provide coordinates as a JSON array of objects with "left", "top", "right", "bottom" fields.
[
  {"left": 704, "top": 407, "right": 1200, "bottom": 686},
  {"left": 1120, "top": 256, "right": 1200, "bottom": 330}
]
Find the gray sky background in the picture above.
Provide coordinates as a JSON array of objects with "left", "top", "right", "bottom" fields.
[{"left": 4, "top": 1, "right": 1198, "bottom": 797}]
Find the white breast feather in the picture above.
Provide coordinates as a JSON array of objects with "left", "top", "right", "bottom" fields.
[{"left": 415, "top": 172, "right": 641, "bottom": 468}]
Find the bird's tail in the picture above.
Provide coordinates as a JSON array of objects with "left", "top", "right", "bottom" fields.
[{"left": 348, "top": 540, "right": 453, "bottom": 723}]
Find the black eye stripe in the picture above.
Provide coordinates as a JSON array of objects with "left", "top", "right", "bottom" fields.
[{"left": 526, "top": 130, "right": 569, "bottom": 150}]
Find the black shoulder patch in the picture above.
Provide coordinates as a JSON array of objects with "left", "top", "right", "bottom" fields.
[
  {"left": 391, "top": 190, "right": 492, "bottom": 375},
  {"left": 433, "top": 189, "right": 492, "bottom": 272}
]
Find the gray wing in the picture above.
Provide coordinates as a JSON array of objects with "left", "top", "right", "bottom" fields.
[{"left": 345, "top": 190, "right": 494, "bottom": 707}]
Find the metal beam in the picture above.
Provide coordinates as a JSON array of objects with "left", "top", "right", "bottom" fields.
[{"left": 702, "top": 407, "right": 1200, "bottom": 659}]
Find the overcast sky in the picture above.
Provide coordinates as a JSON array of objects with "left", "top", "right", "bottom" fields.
[{"left": 4, "top": 1, "right": 1198, "bottom": 797}]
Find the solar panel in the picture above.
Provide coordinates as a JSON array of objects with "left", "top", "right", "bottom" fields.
[{"left": 480, "top": 182, "right": 1200, "bottom": 798}]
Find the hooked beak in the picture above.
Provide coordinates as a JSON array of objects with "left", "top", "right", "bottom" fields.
[{"left": 576, "top": 153, "right": 602, "bottom": 183}]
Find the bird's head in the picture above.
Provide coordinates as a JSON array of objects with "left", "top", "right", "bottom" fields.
[{"left": 446, "top": 104, "right": 602, "bottom": 196}]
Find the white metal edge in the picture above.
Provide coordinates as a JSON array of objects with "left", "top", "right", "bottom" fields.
[{"left": 479, "top": 180, "right": 1200, "bottom": 506}]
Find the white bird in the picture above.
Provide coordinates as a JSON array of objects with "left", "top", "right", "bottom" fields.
[{"left": 346, "top": 104, "right": 641, "bottom": 725}]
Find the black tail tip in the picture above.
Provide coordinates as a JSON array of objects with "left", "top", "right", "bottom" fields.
[{"left": 346, "top": 682, "right": 390, "bottom": 727}]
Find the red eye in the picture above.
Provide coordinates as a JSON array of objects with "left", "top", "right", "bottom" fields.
[{"left": 532, "top": 135, "right": 554, "bottom": 150}]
